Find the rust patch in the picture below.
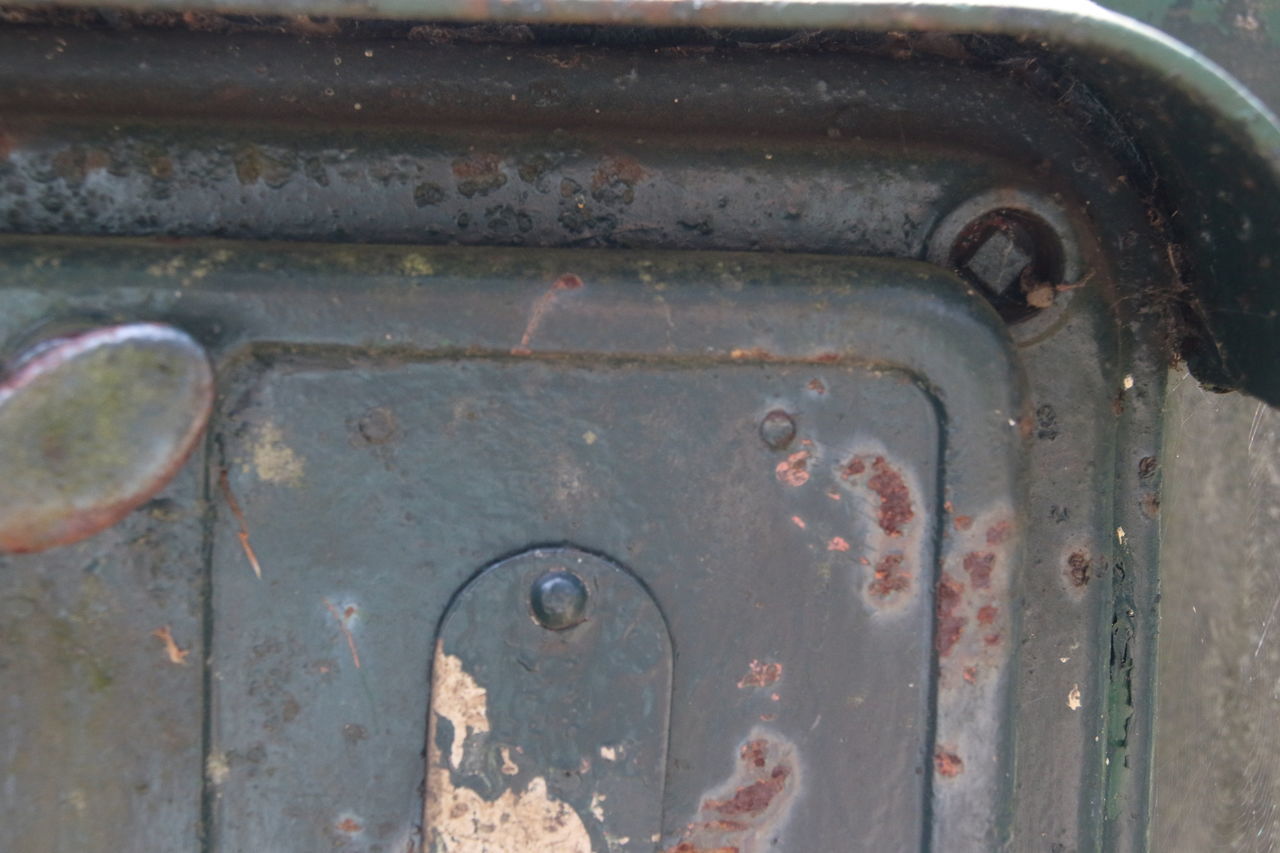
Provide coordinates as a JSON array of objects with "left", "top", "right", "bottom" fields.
[
  {"left": 665, "top": 731, "right": 799, "bottom": 853},
  {"left": 451, "top": 152, "right": 507, "bottom": 197},
  {"left": 806, "top": 378, "right": 826, "bottom": 394},
  {"left": 774, "top": 451, "right": 811, "bottom": 487},
  {"left": 737, "top": 660, "right": 782, "bottom": 689},
  {"left": 1138, "top": 455, "right": 1159, "bottom": 479},
  {"left": 963, "top": 552, "right": 996, "bottom": 590},
  {"left": 1140, "top": 492, "right": 1161, "bottom": 519},
  {"left": 512, "top": 273, "right": 583, "bottom": 355},
  {"left": 1067, "top": 551, "right": 1091, "bottom": 587},
  {"left": 827, "top": 536, "right": 850, "bottom": 552},
  {"left": 934, "top": 748, "right": 964, "bottom": 778},
  {"left": 935, "top": 573, "right": 966, "bottom": 657},
  {"left": 985, "top": 520, "right": 1012, "bottom": 545},
  {"left": 984, "top": 634, "right": 1001, "bottom": 646},
  {"left": 977, "top": 605, "right": 998, "bottom": 626},
  {"left": 841, "top": 455, "right": 913, "bottom": 536},
  {"left": 790, "top": 515, "right": 806, "bottom": 529},
  {"left": 868, "top": 553, "right": 912, "bottom": 600},
  {"left": 335, "top": 816, "right": 362, "bottom": 834},
  {"left": 953, "top": 515, "right": 973, "bottom": 531},
  {"left": 591, "top": 155, "right": 648, "bottom": 203}
]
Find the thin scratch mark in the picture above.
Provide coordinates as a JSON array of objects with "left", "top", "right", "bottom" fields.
[
  {"left": 512, "top": 273, "right": 582, "bottom": 355},
  {"left": 219, "top": 469, "right": 262, "bottom": 580},
  {"left": 1249, "top": 401, "right": 1265, "bottom": 454},
  {"left": 325, "top": 598, "right": 362, "bottom": 669},
  {"left": 1254, "top": 592, "right": 1280, "bottom": 659}
]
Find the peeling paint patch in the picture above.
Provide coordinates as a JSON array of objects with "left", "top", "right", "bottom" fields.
[
  {"left": 664, "top": 730, "right": 800, "bottom": 853},
  {"left": 206, "top": 751, "right": 230, "bottom": 786},
  {"left": 431, "top": 646, "right": 491, "bottom": 770},
  {"left": 426, "top": 643, "right": 591, "bottom": 852},
  {"left": 249, "top": 421, "right": 305, "bottom": 485}
]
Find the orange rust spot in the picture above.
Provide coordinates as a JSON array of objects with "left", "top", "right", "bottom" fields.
[
  {"left": 935, "top": 573, "right": 966, "bottom": 657},
  {"left": 807, "top": 378, "right": 826, "bottom": 394},
  {"left": 742, "top": 740, "right": 768, "bottom": 768},
  {"left": 977, "top": 604, "right": 999, "bottom": 625},
  {"left": 790, "top": 516, "right": 806, "bottom": 529},
  {"left": 827, "top": 536, "right": 850, "bottom": 552},
  {"left": 953, "top": 515, "right": 973, "bottom": 531},
  {"left": 934, "top": 748, "right": 964, "bottom": 778},
  {"left": 1067, "top": 551, "right": 1091, "bottom": 587},
  {"left": 963, "top": 551, "right": 996, "bottom": 590},
  {"left": 812, "top": 352, "right": 841, "bottom": 363},
  {"left": 512, "top": 273, "right": 583, "bottom": 355},
  {"left": 151, "top": 625, "right": 190, "bottom": 665},
  {"left": 868, "top": 553, "right": 911, "bottom": 600},
  {"left": 986, "top": 520, "right": 1012, "bottom": 545},
  {"left": 737, "top": 660, "right": 782, "bottom": 689},
  {"left": 962, "top": 665, "right": 978, "bottom": 684},
  {"left": 729, "top": 347, "right": 776, "bottom": 361},
  {"left": 774, "top": 451, "right": 811, "bottom": 487},
  {"left": 336, "top": 818, "right": 362, "bottom": 834},
  {"left": 984, "top": 633, "right": 1001, "bottom": 646},
  {"left": 826, "top": 489, "right": 841, "bottom": 501}
]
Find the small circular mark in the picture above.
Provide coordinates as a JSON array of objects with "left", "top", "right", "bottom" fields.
[
  {"left": 530, "top": 570, "right": 588, "bottom": 631},
  {"left": 356, "top": 407, "right": 397, "bottom": 445},
  {"left": 759, "top": 410, "right": 797, "bottom": 451}
]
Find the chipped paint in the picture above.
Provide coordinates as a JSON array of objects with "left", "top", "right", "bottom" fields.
[
  {"left": 664, "top": 730, "right": 801, "bottom": 853},
  {"left": 425, "top": 643, "right": 591, "bottom": 852},
  {"left": 206, "top": 751, "right": 230, "bottom": 786},
  {"left": 249, "top": 421, "right": 305, "bottom": 485},
  {"left": 430, "top": 646, "right": 490, "bottom": 771}
]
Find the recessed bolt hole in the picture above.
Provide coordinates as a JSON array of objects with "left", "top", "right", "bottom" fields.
[
  {"left": 949, "top": 208, "right": 1067, "bottom": 323},
  {"left": 759, "top": 409, "right": 797, "bottom": 451}
]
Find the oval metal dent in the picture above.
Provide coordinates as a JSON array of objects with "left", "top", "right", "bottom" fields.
[{"left": 0, "top": 323, "right": 214, "bottom": 554}]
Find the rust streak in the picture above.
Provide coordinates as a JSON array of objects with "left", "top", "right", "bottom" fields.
[
  {"left": 219, "top": 469, "right": 263, "bottom": 580},
  {"left": 512, "top": 273, "right": 583, "bottom": 355},
  {"left": 325, "top": 598, "right": 361, "bottom": 669},
  {"left": 151, "top": 625, "right": 190, "bottom": 664},
  {"left": 935, "top": 573, "right": 967, "bottom": 657}
]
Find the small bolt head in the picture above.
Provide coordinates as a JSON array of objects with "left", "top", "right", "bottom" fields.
[
  {"left": 759, "top": 409, "right": 797, "bottom": 451},
  {"left": 530, "top": 570, "right": 588, "bottom": 630}
]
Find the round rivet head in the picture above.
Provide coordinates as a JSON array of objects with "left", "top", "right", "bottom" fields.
[
  {"left": 0, "top": 323, "right": 214, "bottom": 554},
  {"left": 530, "top": 570, "right": 589, "bottom": 630},
  {"left": 759, "top": 409, "right": 797, "bottom": 451}
]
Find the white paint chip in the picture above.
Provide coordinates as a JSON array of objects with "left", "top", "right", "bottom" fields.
[{"left": 1067, "top": 684, "right": 1082, "bottom": 711}]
